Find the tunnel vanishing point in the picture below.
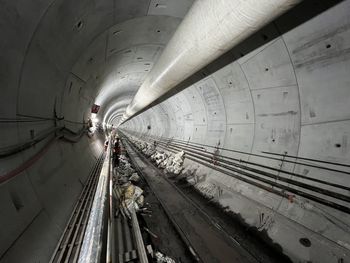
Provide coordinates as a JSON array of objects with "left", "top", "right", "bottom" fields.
[{"left": 1, "top": 0, "right": 350, "bottom": 262}]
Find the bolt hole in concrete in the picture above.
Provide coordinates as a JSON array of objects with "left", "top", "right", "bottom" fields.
[
  {"left": 155, "top": 3, "right": 166, "bottom": 8},
  {"left": 75, "top": 20, "right": 84, "bottom": 30},
  {"left": 262, "top": 34, "right": 269, "bottom": 40},
  {"left": 265, "top": 68, "right": 269, "bottom": 72},
  {"left": 10, "top": 191, "right": 24, "bottom": 211},
  {"left": 299, "top": 238, "right": 311, "bottom": 247},
  {"left": 113, "top": 30, "right": 122, "bottom": 35},
  {"left": 335, "top": 143, "right": 342, "bottom": 148},
  {"left": 157, "top": 29, "right": 161, "bottom": 33},
  {"left": 30, "top": 129, "right": 35, "bottom": 139},
  {"left": 147, "top": 125, "right": 151, "bottom": 130},
  {"left": 326, "top": 44, "right": 332, "bottom": 48}
]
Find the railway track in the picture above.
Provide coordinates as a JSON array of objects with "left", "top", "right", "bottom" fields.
[
  {"left": 121, "top": 135, "right": 258, "bottom": 263},
  {"left": 49, "top": 151, "right": 105, "bottom": 263}
]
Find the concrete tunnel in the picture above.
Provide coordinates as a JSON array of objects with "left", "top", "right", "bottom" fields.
[{"left": 1, "top": 0, "right": 350, "bottom": 262}]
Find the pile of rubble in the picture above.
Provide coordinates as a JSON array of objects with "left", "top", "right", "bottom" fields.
[
  {"left": 155, "top": 251, "right": 176, "bottom": 263},
  {"left": 114, "top": 140, "right": 176, "bottom": 263},
  {"left": 130, "top": 137, "right": 222, "bottom": 200},
  {"left": 114, "top": 154, "right": 144, "bottom": 214},
  {"left": 149, "top": 150, "right": 185, "bottom": 174},
  {"left": 133, "top": 140, "right": 157, "bottom": 157},
  {"left": 120, "top": 182, "right": 144, "bottom": 212},
  {"left": 116, "top": 155, "right": 135, "bottom": 179},
  {"left": 131, "top": 137, "right": 185, "bottom": 175}
]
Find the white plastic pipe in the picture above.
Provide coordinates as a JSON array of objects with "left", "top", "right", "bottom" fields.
[{"left": 119, "top": 0, "right": 301, "bottom": 124}]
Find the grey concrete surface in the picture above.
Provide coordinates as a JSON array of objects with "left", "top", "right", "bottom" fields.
[
  {"left": 0, "top": 0, "right": 349, "bottom": 262},
  {"left": 120, "top": 1, "right": 350, "bottom": 262}
]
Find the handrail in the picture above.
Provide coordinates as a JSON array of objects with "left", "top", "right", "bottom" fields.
[
  {"left": 107, "top": 145, "right": 116, "bottom": 263},
  {"left": 0, "top": 126, "right": 89, "bottom": 185},
  {"left": 78, "top": 138, "right": 111, "bottom": 263},
  {"left": 124, "top": 130, "right": 350, "bottom": 175},
  {"left": 131, "top": 209, "right": 149, "bottom": 263}
]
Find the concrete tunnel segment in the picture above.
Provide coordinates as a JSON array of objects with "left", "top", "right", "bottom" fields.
[{"left": 0, "top": 0, "right": 350, "bottom": 262}]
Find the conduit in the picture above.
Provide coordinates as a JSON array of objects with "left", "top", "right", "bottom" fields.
[
  {"left": 0, "top": 137, "right": 58, "bottom": 184},
  {"left": 120, "top": 132, "right": 350, "bottom": 215},
  {"left": 0, "top": 126, "right": 87, "bottom": 185},
  {"left": 78, "top": 139, "right": 111, "bottom": 263},
  {"left": 120, "top": 0, "right": 301, "bottom": 124}
]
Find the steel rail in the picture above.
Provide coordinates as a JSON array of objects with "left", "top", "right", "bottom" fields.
[
  {"left": 169, "top": 138, "right": 350, "bottom": 175},
  {"left": 129, "top": 132, "right": 350, "bottom": 175},
  {"left": 121, "top": 132, "right": 350, "bottom": 215},
  {"left": 156, "top": 141, "right": 350, "bottom": 201},
  {"left": 261, "top": 151, "right": 350, "bottom": 168},
  {"left": 153, "top": 141, "right": 350, "bottom": 215},
  {"left": 158, "top": 140, "right": 350, "bottom": 192},
  {"left": 169, "top": 141, "right": 350, "bottom": 191}
]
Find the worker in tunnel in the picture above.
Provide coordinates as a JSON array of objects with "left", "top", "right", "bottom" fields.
[{"left": 104, "top": 139, "right": 109, "bottom": 151}]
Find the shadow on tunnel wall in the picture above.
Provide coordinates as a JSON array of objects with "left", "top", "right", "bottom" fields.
[{"left": 129, "top": 0, "right": 344, "bottom": 120}]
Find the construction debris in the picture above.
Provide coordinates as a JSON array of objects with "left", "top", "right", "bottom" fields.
[
  {"left": 155, "top": 251, "right": 176, "bottom": 263},
  {"left": 165, "top": 151, "right": 184, "bottom": 175},
  {"left": 114, "top": 151, "right": 144, "bottom": 213},
  {"left": 129, "top": 172, "right": 140, "bottom": 182}
]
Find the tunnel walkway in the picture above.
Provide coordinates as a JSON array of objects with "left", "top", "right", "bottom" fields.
[{"left": 50, "top": 151, "right": 105, "bottom": 263}]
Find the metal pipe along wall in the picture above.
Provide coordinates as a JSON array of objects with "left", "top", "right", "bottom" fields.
[{"left": 120, "top": 0, "right": 302, "bottom": 124}]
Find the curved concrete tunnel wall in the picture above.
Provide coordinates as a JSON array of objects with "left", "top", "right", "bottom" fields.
[
  {"left": 1, "top": 0, "right": 350, "bottom": 262},
  {"left": 120, "top": 2, "right": 350, "bottom": 262},
  {"left": 0, "top": 0, "right": 188, "bottom": 262}
]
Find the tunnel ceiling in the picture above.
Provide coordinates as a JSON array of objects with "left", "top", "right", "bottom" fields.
[
  {"left": 89, "top": 15, "right": 182, "bottom": 122},
  {"left": 1, "top": 0, "right": 193, "bottom": 131}
]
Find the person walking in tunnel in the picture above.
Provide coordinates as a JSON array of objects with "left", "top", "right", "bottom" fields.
[
  {"left": 113, "top": 137, "right": 121, "bottom": 167},
  {"left": 104, "top": 139, "right": 109, "bottom": 151}
]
